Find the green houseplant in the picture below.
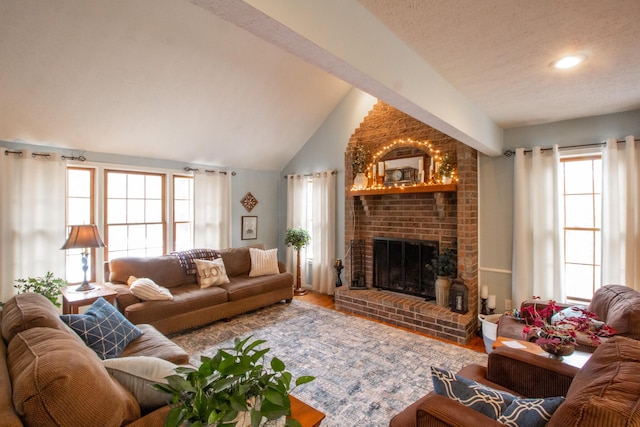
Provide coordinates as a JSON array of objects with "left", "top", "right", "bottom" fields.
[
  {"left": 284, "top": 228, "right": 311, "bottom": 296},
  {"left": 13, "top": 272, "right": 67, "bottom": 308},
  {"left": 153, "top": 336, "right": 314, "bottom": 427}
]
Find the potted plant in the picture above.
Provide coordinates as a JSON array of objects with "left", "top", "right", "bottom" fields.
[
  {"left": 13, "top": 272, "right": 67, "bottom": 308},
  {"left": 438, "top": 153, "right": 455, "bottom": 184},
  {"left": 522, "top": 301, "right": 615, "bottom": 359},
  {"left": 427, "top": 248, "right": 457, "bottom": 307},
  {"left": 154, "top": 336, "right": 315, "bottom": 427},
  {"left": 351, "top": 142, "right": 371, "bottom": 190},
  {"left": 284, "top": 228, "right": 311, "bottom": 296}
]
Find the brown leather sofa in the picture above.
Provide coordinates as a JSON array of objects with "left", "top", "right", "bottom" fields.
[
  {"left": 105, "top": 245, "right": 294, "bottom": 335},
  {"left": 1, "top": 293, "right": 189, "bottom": 426},
  {"left": 390, "top": 335, "right": 640, "bottom": 427},
  {"left": 496, "top": 284, "right": 640, "bottom": 353}
]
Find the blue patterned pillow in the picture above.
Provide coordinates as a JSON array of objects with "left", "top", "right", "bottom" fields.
[
  {"left": 497, "top": 397, "right": 565, "bottom": 427},
  {"left": 60, "top": 297, "right": 143, "bottom": 359},
  {"left": 430, "top": 366, "right": 517, "bottom": 419}
]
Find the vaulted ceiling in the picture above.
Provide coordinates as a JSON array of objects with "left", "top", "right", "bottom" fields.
[{"left": 1, "top": 0, "right": 638, "bottom": 170}]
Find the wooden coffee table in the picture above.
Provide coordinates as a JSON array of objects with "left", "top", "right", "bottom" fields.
[
  {"left": 289, "top": 395, "right": 325, "bottom": 427},
  {"left": 493, "top": 336, "right": 591, "bottom": 369},
  {"left": 61, "top": 284, "right": 117, "bottom": 314}
]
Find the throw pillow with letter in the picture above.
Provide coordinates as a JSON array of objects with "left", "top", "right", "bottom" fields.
[
  {"left": 195, "top": 258, "right": 230, "bottom": 288},
  {"left": 60, "top": 297, "right": 143, "bottom": 359},
  {"left": 431, "top": 366, "right": 517, "bottom": 419},
  {"left": 130, "top": 277, "right": 173, "bottom": 301},
  {"left": 249, "top": 247, "right": 279, "bottom": 277}
]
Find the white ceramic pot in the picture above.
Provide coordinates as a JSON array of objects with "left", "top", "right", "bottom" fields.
[
  {"left": 442, "top": 176, "right": 452, "bottom": 184},
  {"left": 353, "top": 172, "right": 368, "bottom": 190}
]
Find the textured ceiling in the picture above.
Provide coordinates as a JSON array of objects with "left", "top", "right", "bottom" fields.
[
  {"left": 358, "top": 0, "right": 640, "bottom": 128},
  {"left": 0, "top": 0, "right": 638, "bottom": 170}
]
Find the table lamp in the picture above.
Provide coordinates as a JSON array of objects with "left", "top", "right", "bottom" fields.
[{"left": 61, "top": 224, "right": 105, "bottom": 291}]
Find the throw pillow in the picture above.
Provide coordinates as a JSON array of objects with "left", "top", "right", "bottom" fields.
[
  {"left": 102, "top": 356, "right": 178, "bottom": 413},
  {"left": 127, "top": 275, "right": 138, "bottom": 286},
  {"left": 60, "top": 297, "right": 143, "bottom": 359},
  {"left": 430, "top": 366, "right": 517, "bottom": 419},
  {"left": 130, "top": 277, "right": 174, "bottom": 301},
  {"left": 249, "top": 247, "right": 279, "bottom": 277},
  {"left": 195, "top": 258, "right": 230, "bottom": 288},
  {"left": 497, "top": 397, "right": 565, "bottom": 427}
]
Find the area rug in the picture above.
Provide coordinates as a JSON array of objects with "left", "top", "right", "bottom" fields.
[{"left": 170, "top": 299, "right": 487, "bottom": 427}]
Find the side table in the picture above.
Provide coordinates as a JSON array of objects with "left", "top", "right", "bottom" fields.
[
  {"left": 289, "top": 395, "right": 325, "bottom": 427},
  {"left": 61, "top": 284, "right": 117, "bottom": 314},
  {"left": 493, "top": 336, "right": 591, "bottom": 369}
]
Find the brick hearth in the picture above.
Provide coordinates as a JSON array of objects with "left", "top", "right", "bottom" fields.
[{"left": 334, "top": 287, "right": 476, "bottom": 345}]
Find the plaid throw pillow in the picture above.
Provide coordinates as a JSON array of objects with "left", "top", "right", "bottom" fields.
[
  {"left": 60, "top": 297, "right": 143, "bottom": 359},
  {"left": 170, "top": 248, "right": 220, "bottom": 275}
]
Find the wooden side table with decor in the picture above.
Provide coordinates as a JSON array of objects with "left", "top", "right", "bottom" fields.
[
  {"left": 493, "top": 336, "right": 591, "bottom": 369},
  {"left": 289, "top": 395, "right": 325, "bottom": 427},
  {"left": 61, "top": 284, "right": 117, "bottom": 314}
]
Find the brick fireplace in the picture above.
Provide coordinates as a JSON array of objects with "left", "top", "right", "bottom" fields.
[{"left": 334, "top": 101, "right": 478, "bottom": 345}]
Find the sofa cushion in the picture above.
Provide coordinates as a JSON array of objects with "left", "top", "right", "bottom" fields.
[
  {"left": 8, "top": 327, "right": 140, "bottom": 426},
  {"left": 102, "top": 356, "right": 176, "bottom": 414},
  {"left": 221, "top": 273, "right": 293, "bottom": 302},
  {"left": 549, "top": 336, "right": 640, "bottom": 427},
  {"left": 589, "top": 285, "right": 640, "bottom": 337},
  {"left": 195, "top": 258, "right": 230, "bottom": 288},
  {"left": 118, "top": 324, "right": 190, "bottom": 364},
  {"left": 109, "top": 255, "right": 193, "bottom": 288},
  {"left": 430, "top": 366, "right": 517, "bottom": 419},
  {"left": 60, "top": 297, "right": 143, "bottom": 359},
  {"left": 130, "top": 277, "right": 174, "bottom": 300},
  {"left": 1, "top": 292, "right": 77, "bottom": 344},
  {"left": 249, "top": 247, "right": 280, "bottom": 277},
  {"left": 497, "top": 397, "right": 565, "bottom": 427}
]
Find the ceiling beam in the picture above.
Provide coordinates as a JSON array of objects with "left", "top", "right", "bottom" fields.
[{"left": 190, "top": 0, "right": 503, "bottom": 156}]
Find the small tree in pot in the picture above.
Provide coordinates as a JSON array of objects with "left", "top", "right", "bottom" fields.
[{"left": 284, "top": 228, "right": 311, "bottom": 296}]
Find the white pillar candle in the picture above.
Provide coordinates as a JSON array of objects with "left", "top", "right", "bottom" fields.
[
  {"left": 418, "top": 159, "right": 423, "bottom": 172},
  {"left": 480, "top": 285, "right": 488, "bottom": 299},
  {"left": 487, "top": 295, "right": 496, "bottom": 309},
  {"left": 378, "top": 162, "right": 385, "bottom": 176}
]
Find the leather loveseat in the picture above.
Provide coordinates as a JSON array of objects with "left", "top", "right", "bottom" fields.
[
  {"left": 105, "top": 245, "right": 294, "bottom": 335},
  {"left": 1, "top": 292, "right": 189, "bottom": 426},
  {"left": 390, "top": 335, "right": 640, "bottom": 427}
]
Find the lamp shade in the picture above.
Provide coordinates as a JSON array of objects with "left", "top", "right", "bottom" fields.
[{"left": 61, "top": 224, "right": 105, "bottom": 250}]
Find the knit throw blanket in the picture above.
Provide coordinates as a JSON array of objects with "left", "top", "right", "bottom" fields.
[{"left": 170, "top": 248, "right": 219, "bottom": 275}]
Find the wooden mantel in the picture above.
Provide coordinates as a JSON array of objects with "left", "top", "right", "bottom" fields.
[{"left": 347, "top": 183, "right": 456, "bottom": 197}]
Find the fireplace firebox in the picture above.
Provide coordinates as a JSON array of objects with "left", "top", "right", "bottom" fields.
[{"left": 373, "top": 237, "right": 439, "bottom": 300}]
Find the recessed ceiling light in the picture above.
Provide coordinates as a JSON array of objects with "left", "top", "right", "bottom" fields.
[{"left": 551, "top": 54, "right": 587, "bottom": 69}]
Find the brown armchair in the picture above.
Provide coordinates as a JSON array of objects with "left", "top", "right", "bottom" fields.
[
  {"left": 389, "top": 336, "right": 640, "bottom": 427},
  {"left": 495, "top": 284, "right": 640, "bottom": 353}
]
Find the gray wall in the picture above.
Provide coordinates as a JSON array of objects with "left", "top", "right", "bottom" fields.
[
  {"left": 277, "top": 88, "right": 377, "bottom": 262},
  {"left": 479, "top": 109, "right": 640, "bottom": 312}
]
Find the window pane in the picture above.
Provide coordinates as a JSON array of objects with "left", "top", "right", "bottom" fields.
[
  {"left": 174, "top": 200, "right": 190, "bottom": 222},
  {"left": 145, "top": 200, "right": 162, "bottom": 222},
  {"left": 68, "top": 169, "right": 91, "bottom": 197},
  {"left": 564, "top": 161, "right": 593, "bottom": 194},
  {"left": 565, "top": 195, "right": 594, "bottom": 228},
  {"left": 108, "top": 173, "right": 127, "bottom": 198},
  {"left": 68, "top": 199, "right": 90, "bottom": 224},
  {"left": 174, "top": 177, "right": 190, "bottom": 199},
  {"left": 146, "top": 175, "right": 162, "bottom": 199},
  {"left": 175, "top": 223, "right": 192, "bottom": 251},
  {"left": 594, "top": 194, "right": 601, "bottom": 228},
  {"left": 127, "top": 199, "right": 145, "bottom": 223},
  {"left": 128, "top": 225, "right": 146, "bottom": 249},
  {"left": 593, "top": 160, "right": 602, "bottom": 193},
  {"left": 108, "top": 199, "right": 127, "bottom": 224},
  {"left": 127, "top": 174, "right": 145, "bottom": 198},
  {"left": 108, "top": 225, "right": 128, "bottom": 251},
  {"left": 565, "top": 264, "right": 595, "bottom": 300},
  {"left": 147, "top": 224, "right": 164, "bottom": 248},
  {"left": 565, "top": 230, "right": 594, "bottom": 264}
]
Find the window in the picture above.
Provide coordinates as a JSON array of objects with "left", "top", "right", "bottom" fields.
[
  {"left": 65, "top": 167, "right": 96, "bottom": 283},
  {"left": 173, "top": 175, "right": 194, "bottom": 251},
  {"left": 560, "top": 155, "right": 602, "bottom": 302},
  {"left": 306, "top": 178, "right": 313, "bottom": 260},
  {"left": 105, "top": 170, "right": 165, "bottom": 260}
]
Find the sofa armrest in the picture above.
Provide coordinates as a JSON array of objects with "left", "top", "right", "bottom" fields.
[
  {"left": 125, "top": 405, "right": 170, "bottom": 426},
  {"left": 278, "top": 261, "right": 287, "bottom": 274},
  {"left": 487, "top": 346, "right": 578, "bottom": 397},
  {"left": 103, "top": 282, "right": 141, "bottom": 313},
  {"left": 416, "top": 394, "right": 503, "bottom": 427}
]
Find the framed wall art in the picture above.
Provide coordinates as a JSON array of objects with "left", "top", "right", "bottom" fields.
[{"left": 241, "top": 216, "right": 258, "bottom": 240}]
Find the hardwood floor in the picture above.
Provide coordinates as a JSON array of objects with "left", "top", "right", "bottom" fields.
[{"left": 295, "top": 290, "right": 486, "bottom": 353}]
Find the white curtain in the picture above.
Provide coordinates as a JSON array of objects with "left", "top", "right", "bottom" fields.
[
  {"left": 286, "top": 174, "right": 308, "bottom": 289},
  {"left": 194, "top": 171, "right": 231, "bottom": 249},
  {"left": 602, "top": 135, "right": 640, "bottom": 290},
  {"left": 512, "top": 146, "right": 565, "bottom": 304},
  {"left": 311, "top": 171, "right": 336, "bottom": 295},
  {"left": 0, "top": 149, "right": 66, "bottom": 303}
]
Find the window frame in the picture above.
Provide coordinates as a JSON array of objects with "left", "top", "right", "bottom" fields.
[{"left": 65, "top": 167, "right": 97, "bottom": 284}]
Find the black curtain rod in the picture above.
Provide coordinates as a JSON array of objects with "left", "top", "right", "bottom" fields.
[
  {"left": 503, "top": 138, "right": 639, "bottom": 157},
  {"left": 284, "top": 171, "right": 338, "bottom": 179}
]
